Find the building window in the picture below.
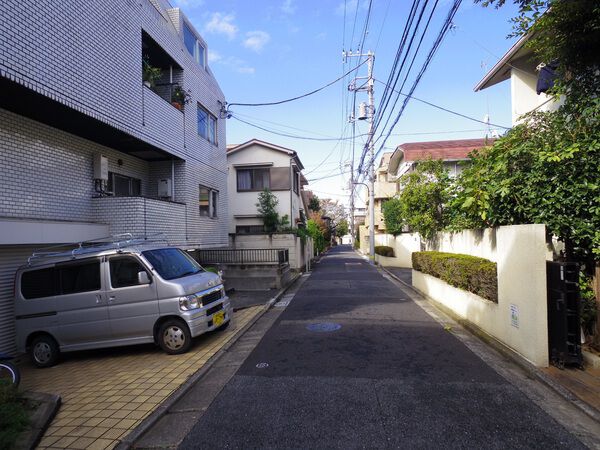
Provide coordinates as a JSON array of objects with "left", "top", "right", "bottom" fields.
[
  {"left": 199, "top": 185, "right": 218, "bottom": 218},
  {"left": 183, "top": 22, "right": 206, "bottom": 68},
  {"left": 108, "top": 172, "right": 141, "bottom": 197},
  {"left": 237, "top": 168, "right": 270, "bottom": 191},
  {"left": 197, "top": 104, "right": 217, "bottom": 145},
  {"left": 293, "top": 171, "right": 299, "bottom": 194}
]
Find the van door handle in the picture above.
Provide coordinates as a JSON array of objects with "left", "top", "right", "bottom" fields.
[
  {"left": 95, "top": 294, "right": 103, "bottom": 304},
  {"left": 108, "top": 296, "right": 116, "bottom": 303}
]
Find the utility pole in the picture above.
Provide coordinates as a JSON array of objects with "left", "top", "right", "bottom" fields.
[{"left": 345, "top": 50, "right": 375, "bottom": 261}]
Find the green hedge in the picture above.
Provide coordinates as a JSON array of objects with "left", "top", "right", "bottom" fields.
[
  {"left": 375, "top": 246, "right": 395, "bottom": 257},
  {"left": 412, "top": 251, "right": 498, "bottom": 302}
]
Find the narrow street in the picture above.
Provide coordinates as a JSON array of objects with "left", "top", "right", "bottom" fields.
[{"left": 177, "top": 246, "right": 586, "bottom": 449}]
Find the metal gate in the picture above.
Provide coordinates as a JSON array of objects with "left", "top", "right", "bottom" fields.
[{"left": 546, "top": 261, "right": 583, "bottom": 368}]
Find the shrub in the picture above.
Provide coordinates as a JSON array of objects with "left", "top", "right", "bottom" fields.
[
  {"left": 375, "top": 246, "right": 395, "bottom": 257},
  {"left": 0, "top": 382, "right": 29, "bottom": 450},
  {"left": 412, "top": 251, "right": 498, "bottom": 302}
]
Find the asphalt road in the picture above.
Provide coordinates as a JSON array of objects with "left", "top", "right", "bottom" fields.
[{"left": 179, "top": 246, "right": 585, "bottom": 449}]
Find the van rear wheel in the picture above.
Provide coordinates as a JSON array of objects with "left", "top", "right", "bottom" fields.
[
  {"left": 158, "top": 319, "right": 192, "bottom": 355},
  {"left": 30, "top": 335, "right": 59, "bottom": 368}
]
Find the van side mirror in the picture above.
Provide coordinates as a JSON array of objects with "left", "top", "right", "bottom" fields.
[{"left": 138, "top": 271, "right": 151, "bottom": 285}]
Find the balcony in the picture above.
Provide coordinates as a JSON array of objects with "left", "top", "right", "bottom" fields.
[
  {"left": 374, "top": 180, "right": 398, "bottom": 199},
  {"left": 92, "top": 196, "right": 186, "bottom": 245}
]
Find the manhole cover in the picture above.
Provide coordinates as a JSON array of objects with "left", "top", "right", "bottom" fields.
[
  {"left": 256, "top": 362, "right": 269, "bottom": 369},
  {"left": 306, "top": 322, "right": 342, "bottom": 332}
]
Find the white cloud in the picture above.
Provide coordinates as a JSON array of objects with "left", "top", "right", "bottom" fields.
[
  {"left": 281, "top": 0, "right": 296, "bottom": 15},
  {"left": 210, "top": 54, "right": 255, "bottom": 74},
  {"left": 237, "top": 66, "right": 256, "bottom": 74},
  {"left": 204, "top": 12, "right": 238, "bottom": 40},
  {"left": 208, "top": 49, "right": 222, "bottom": 63},
  {"left": 315, "top": 32, "right": 327, "bottom": 40},
  {"left": 243, "top": 31, "right": 271, "bottom": 53}
]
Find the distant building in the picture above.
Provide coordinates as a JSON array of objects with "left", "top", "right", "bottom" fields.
[
  {"left": 365, "top": 152, "right": 398, "bottom": 234},
  {"left": 474, "top": 32, "right": 562, "bottom": 125}
]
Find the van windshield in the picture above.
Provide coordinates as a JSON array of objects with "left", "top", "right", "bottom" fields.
[{"left": 142, "top": 248, "right": 204, "bottom": 280}]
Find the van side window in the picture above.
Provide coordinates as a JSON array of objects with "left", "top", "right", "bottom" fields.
[
  {"left": 110, "top": 256, "right": 148, "bottom": 288},
  {"left": 21, "top": 268, "right": 55, "bottom": 299},
  {"left": 57, "top": 260, "right": 101, "bottom": 295}
]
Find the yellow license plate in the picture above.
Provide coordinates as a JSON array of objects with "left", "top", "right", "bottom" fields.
[{"left": 213, "top": 311, "right": 225, "bottom": 327}]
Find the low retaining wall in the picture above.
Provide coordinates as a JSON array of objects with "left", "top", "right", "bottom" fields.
[
  {"left": 413, "top": 224, "right": 551, "bottom": 367},
  {"left": 228, "top": 233, "right": 312, "bottom": 270}
]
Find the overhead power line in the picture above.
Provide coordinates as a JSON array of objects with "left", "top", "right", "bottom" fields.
[
  {"left": 374, "top": 79, "right": 511, "bottom": 129},
  {"left": 226, "top": 59, "right": 368, "bottom": 108},
  {"left": 230, "top": 114, "right": 369, "bottom": 142}
]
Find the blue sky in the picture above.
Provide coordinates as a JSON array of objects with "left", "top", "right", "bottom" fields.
[{"left": 174, "top": 0, "right": 520, "bottom": 206}]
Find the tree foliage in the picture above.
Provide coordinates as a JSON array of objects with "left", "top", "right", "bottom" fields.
[
  {"left": 451, "top": 100, "right": 600, "bottom": 261},
  {"left": 335, "top": 219, "right": 349, "bottom": 237},
  {"left": 383, "top": 159, "right": 451, "bottom": 240},
  {"left": 307, "top": 211, "right": 328, "bottom": 253},
  {"left": 308, "top": 195, "right": 321, "bottom": 212},
  {"left": 256, "top": 189, "right": 289, "bottom": 232}
]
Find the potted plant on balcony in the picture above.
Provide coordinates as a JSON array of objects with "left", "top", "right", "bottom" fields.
[
  {"left": 142, "top": 56, "right": 162, "bottom": 88},
  {"left": 171, "top": 85, "right": 191, "bottom": 111}
]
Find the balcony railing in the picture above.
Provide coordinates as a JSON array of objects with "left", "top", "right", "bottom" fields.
[
  {"left": 194, "top": 248, "right": 289, "bottom": 266},
  {"left": 147, "top": 83, "right": 185, "bottom": 111}
]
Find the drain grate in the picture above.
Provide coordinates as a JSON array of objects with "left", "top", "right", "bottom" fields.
[{"left": 306, "top": 322, "right": 342, "bottom": 332}]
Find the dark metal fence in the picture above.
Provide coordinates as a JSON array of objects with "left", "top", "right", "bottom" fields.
[{"left": 195, "top": 248, "right": 289, "bottom": 265}]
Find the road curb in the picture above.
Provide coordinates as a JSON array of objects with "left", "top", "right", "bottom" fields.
[
  {"left": 116, "top": 273, "right": 304, "bottom": 450},
  {"left": 380, "top": 265, "right": 600, "bottom": 425},
  {"left": 15, "top": 391, "right": 61, "bottom": 450}
]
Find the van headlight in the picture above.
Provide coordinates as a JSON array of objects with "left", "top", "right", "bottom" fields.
[{"left": 179, "top": 294, "right": 200, "bottom": 311}]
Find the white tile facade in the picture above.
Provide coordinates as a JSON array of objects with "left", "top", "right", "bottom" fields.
[{"left": 0, "top": 0, "right": 229, "bottom": 353}]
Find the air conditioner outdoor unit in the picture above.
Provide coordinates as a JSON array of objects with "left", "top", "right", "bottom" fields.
[
  {"left": 93, "top": 154, "right": 108, "bottom": 180},
  {"left": 158, "top": 178, "right": 172, "bottom": 198}
]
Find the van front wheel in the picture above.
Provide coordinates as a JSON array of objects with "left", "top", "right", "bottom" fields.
[
  {"left": 30, "top": 335, "right": 59, "bottom": 368},
  {"left": 158, "top": 320, "right": 192, "bottom": 355}
]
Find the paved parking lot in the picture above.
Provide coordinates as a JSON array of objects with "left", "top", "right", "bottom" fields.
[{"left": 19, "top": 306, "right": 261, "bottom": 450}]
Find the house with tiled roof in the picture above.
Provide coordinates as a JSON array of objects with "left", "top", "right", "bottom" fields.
[{"left": 387, "top": 138, "right": 494, "bottom": 180}]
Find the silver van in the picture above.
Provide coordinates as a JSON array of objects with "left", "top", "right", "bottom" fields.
[{"left": 14, "top": 240, "right": 231, "bottom": 367}]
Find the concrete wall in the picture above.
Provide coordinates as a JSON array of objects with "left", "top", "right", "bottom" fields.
[
  {"left": 373, "top": 233, "right": 421, "bottom": 268},
  {"left": 413, "top": 224, "right": 552, "bottom": 367}
]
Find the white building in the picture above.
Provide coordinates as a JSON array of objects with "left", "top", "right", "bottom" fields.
[
  {"left": 365, "top": 152, "right": 398, "bottom": 234},
  {"left": 474, "top": 33, "right": 561, "bottom": 125},
  {"left": 0, "top": 0, "right": 227, "bottom": 354},
  {"left": 226, "top": 139, "right": 307, "bottom": 234}
]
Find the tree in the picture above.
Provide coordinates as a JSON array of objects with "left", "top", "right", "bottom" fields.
[
  {"left": 308, "top": 195, "right": 321, "bottom": 212},
  {"left": 256, "top": 189, "right": 281, "bottom": 232},
  {"left": 319, "top": 198, "right": 346, "bottom": 226},
  {"left": 386, "top": 159, "right": 452, "bottom": 240},
  {"left": 307, "top": 211, "right": 328, "bottom": 253},
  {"left": 335, "top": 219, "right": 349, "bottom": 237}
]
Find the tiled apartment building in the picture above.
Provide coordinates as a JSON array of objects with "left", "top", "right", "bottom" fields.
[{"left": 0, "top": 0, "right": 227, "bottom": 353}]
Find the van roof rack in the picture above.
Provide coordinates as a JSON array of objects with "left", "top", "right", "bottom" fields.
[{"left": 27, "top": 233, "right": 169, "bottom": 265}]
